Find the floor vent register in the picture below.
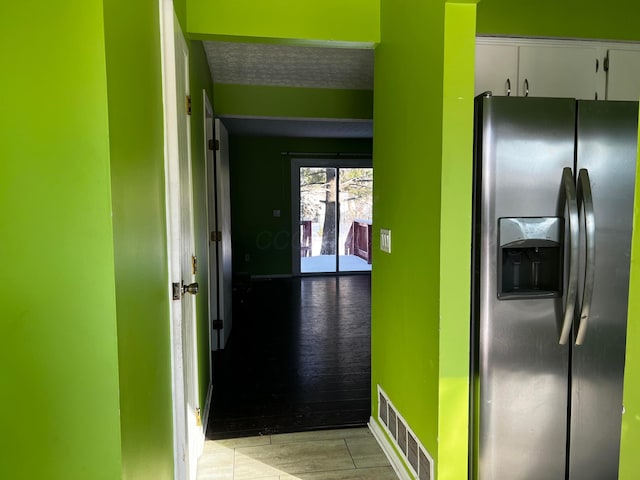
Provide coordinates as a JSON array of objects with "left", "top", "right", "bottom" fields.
[{"left": 377, "top": 385, "right": 434, "bottom": 480}]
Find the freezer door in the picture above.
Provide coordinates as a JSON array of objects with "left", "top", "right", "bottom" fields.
[
  {"left": 569, "top": 101, "right": 639, "bottom": 480},
  {"left": 473, "top": 96, "right": 576, "bottom": 480}
]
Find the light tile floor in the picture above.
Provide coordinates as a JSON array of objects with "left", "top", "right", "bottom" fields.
[{"left": 197, "top": 427, "right": 398, "bottom": 480}]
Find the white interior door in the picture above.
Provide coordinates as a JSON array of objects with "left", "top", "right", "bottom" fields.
[
  {"left": 160, "top": 3, "right": 202, "bottom": 479},
  {"left": 213, "top": 119, "right": 233, "bottom": 349},
  {"left": 175, "top": 24, "right": 201, "bottom": 480}
]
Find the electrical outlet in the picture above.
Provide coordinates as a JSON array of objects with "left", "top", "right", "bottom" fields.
[
  {"left": 380, "top": 228, "right": 391, "bottom": 253},
  {"left": 244, "top": 253, "right": 250, "bottom": 262}
]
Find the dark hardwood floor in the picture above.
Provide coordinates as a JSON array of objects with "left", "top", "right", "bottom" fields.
[{"left": 206, "top": 275, "right": 371, "bottom": 440}]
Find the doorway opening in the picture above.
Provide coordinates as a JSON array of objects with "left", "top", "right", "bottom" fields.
[{"left": 292, "top": 158, "right": 373, "bottom": 275}]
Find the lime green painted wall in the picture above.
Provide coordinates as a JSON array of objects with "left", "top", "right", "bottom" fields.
[
  {"left": 372, "top": 0, "right": 446, "bottom": 470},
  {"left": 187, "top": 0, "right": 380, "bottom": 45},
  {"left": 213, "top": 84, "right": 373, "bottom": 120},
  {"left": 174, "top": 0, "right": 187, "bottom": 33},
  {"left": 373, "top": 2, "right": 477, "bottom": 478},
  {"left": 620, "top": 128, "right": 640, "bottom": 479},
  {"left": 102, "top": 0, "right": 174, "bottom": 478},
  {"left": 477, "top": 0, "right": 640, "bottom": 41},
  {"left": 0, "top": 1, "right": 123, "bottom": 479},
  {"left": 438, "top": 4, "right": 476, "bottom": 479},
  {"left": 228, "top": 136, "right": 372, "bottom": 276},
  {"left": 189, "top": 39, "right": 215, "bottom": 410}
]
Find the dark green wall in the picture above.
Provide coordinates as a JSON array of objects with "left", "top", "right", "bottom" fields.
[
  {"left": 228, "top": 135, "right": 373, "bottom": 276},
  {"left": 103, "top": 0, "right": 174, "bottom": 478},
  {"left": 0, "top": 1, "right": 123, "bottom": 478}
]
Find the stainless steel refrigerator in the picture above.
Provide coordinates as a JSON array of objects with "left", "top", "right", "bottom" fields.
[{"left": 470, "top": 95, "right": 639, "bottom": 480}]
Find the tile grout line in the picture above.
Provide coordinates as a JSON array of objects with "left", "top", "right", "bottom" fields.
[{"left": 343, "top": 437, "right": 359, "bottom": 470}]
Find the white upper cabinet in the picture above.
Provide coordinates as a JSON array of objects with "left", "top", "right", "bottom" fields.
[
  {"left": 606, "top": 49, "right": 640, "bottom": 101},
  {"left": 518, "top": 45, "right": 600, "bottom": 100},
  {"left": 476, "top": 38, "right": 640, "bottom": 101},
  {"left": 475, "top": 43, "right": 519, "bottom": 97}
]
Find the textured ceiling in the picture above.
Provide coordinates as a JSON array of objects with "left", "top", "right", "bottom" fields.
[
  {"left": 221, "top": 117, "right": 373, "bottom": 138},
  {"left": 203, "top": 41, "right": 374, "bottom": 138},
  {"left": 203, "top": 41, "right": 374, "bottom": 90}
]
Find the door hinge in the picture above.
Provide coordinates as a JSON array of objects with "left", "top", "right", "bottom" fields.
[
  {"left": 195, "top": 407, "right": 202, "bottom": 427},
  {"left": 212, "top": 319, "right": 223, "bottom": 330},
  {"left": 186, "top": 95, "right": 192, "bottom": 115},
  {"left": 603, "top": 55, "right": 610, "bottom": 72},
  {"left": 208, "top": 139, "right": 220, "bottom": 151},
  {"left": 172, "top": 282, "right": 181, "bottom": 300},
  {"left": 192, "top": 255, "right": 197, "bottom": 274},
  {"left": 211, "top": 231, "right": 222, "bottom": 242}
]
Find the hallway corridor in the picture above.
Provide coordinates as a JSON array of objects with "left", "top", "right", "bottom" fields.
[{"left": 207, "top": 275, "right": 371, "bottom": 439}]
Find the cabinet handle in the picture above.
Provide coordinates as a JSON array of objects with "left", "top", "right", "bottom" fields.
[
  {"left": 524, "top": 78, "right": 529, "bottom": 97},
  {"left": 506, "top": 78, "right": 511, "bottom": 96}
]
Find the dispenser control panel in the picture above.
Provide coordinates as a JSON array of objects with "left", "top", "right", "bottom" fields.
[{"left": 497, "top": 217, "right": 563, "bottom": 300}]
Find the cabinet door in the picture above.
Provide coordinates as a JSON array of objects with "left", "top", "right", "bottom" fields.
[
  {"left": 475, "top": 43, "right": 518, "bottom": 97},
  {"left": 606, "top": 49, "right": 640, "bottom": 101},
  {"left": 519, "top": 45, "right": 599, "bottom": 100}
]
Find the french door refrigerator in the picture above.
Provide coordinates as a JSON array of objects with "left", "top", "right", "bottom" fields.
[{"left": 471, "top": 94, "right": 639, "bottom": 480}]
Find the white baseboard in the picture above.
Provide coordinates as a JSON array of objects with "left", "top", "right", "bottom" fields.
[{"left": 369, "top": 417, "right": 413, "bottom": 480}]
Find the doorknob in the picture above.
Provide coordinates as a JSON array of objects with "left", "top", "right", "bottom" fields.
[{"left": 182, "top": 282, "right": 199, "bottom": 295}]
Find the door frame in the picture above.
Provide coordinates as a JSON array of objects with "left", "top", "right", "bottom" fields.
[
  {"left": 212, "top": 119, "right": 233, "bottom": 349},
  {"left": 291, "top": 157, "right": 373, "bottom": 276},
  {"left": 202, "top": 91, "right": 215, "bottom": 426}
]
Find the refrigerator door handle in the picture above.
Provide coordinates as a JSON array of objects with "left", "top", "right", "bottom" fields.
[
  {"left": 560, "top": 167, "right": 580, "bottom": 345},
  {"left": 576, "top": 169, "right": 596, "bottom": 345}
]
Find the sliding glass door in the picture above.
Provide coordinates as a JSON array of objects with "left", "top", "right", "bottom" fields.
[
  {"left": 294, "top": 160, "right": 373, "bottom": 274},
  {"left": 338, "top": 168, "right": 373, "bottom": 271}
]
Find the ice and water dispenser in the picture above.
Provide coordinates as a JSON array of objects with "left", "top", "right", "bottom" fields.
[{"left": 498, "top": 217, "right": 563, "bottom": 299}]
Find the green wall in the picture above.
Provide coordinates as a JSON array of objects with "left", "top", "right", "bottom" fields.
[
  {"left": 103, "top": 0, "right": 176, "bottom": 478},
  {"left": 189, "top": 40, "right": 215, "bottom": 411},
  {"left": 372, "top": 0, "right": 446, "bottom": 472},
  {"left": 477, "top": 0, "right": 640, "bottom": 41},
  {"left": 228, "top": 136, "right": 373, "bottom": 276},
  {"left": 213, "top": 85, "right": 373, "bottom": 120},
  {"left": 372, "top": 2, "right": 478, "bottom": 478},
  {"left": 0, "top": 1, "right": 123, "bottom": 479},
  {"left": 438, "top": 5, "right": 477, "bottom": 478},
  {"left": 187, "top": 0, "right": 380, "bottom": 45},
  {"left": 621, "top": 135, "right": 640, "bottom": 477}
]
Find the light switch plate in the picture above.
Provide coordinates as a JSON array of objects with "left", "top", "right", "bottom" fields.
[{"left": 380, "top": 228, "right": 391, "bottom": 253}]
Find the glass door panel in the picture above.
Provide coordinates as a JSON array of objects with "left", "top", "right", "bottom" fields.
[
  {"left": 298, "top": 164, "right": 373, "bottom": 274},
  {"left": 339, "top": 168, "right": 373, "bottom": 272},
  {"left": 300, "top": 167, "right": 337, "bottom": 273}
]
